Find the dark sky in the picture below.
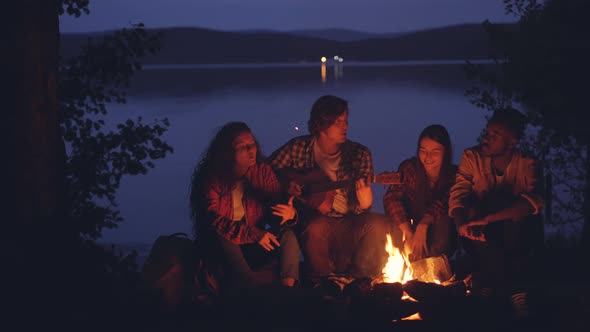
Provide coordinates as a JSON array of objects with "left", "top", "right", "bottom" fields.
[{"left": 60, "top": 0, "right": 515, "bottom": 33}]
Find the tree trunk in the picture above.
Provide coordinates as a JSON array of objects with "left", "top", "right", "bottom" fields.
[
  {"left": 583, "top": 143, "right": 590, "bottom": 251},
  {"left": 8, "top": 1, "right": 80, "bottom": 325},
  {"left": 11, "top": 0, "right": 63, "bottom": 231}
]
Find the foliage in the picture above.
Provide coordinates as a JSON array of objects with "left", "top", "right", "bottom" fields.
[
  {"left": 58, "top": 0, "right": 90, "bottom": 17},
  {"left": 499, "top": 0, "right": 589, "bottom": 143},
  {"left": 465, "top": 0, "right": 589, "bottom": 239},
  {"left": 58, "top": 1, "right": 173, "bottom": 240},
  {"left": 502, "top": 0, "right": 543, "bottom": 16}
]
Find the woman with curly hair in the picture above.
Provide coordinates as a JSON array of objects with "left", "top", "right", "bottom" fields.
[{"left": 190, "top": 122, "right": 300, "bottom": 290}]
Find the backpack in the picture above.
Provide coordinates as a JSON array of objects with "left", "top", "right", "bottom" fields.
[{"left": 141, "top": 232, "right": 197, "bottom": 308}]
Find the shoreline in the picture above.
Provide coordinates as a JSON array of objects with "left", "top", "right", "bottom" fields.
[{"left": 143, "top": 59, "right": 495, "bottom": 70}]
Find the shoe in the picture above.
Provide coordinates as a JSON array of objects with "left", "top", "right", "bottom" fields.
[
  {"left": 316, "top": 277, "right": 343, "bottom": 297},
  {"left": 471, "top": 286, "right": 493, "bottom": 299},
  {"left": 510, "top": 292, "right": 529, "bottom": 320},
  {"left": 478, "top": 287, "right": 493, "bottom": 298},
  {"left": 466, "top": 273, "right": 493, "bottom": 299}
]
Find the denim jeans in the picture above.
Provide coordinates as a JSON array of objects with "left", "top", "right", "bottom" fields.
[
  {"left": 212, "top": 228, "right": 300, "bottom": 289},
  {"left": 300, "top": 212, "right": 390, "bottom": 282},
  {"left": 461, "top": 217, "right": 542, "bottom": 295}
]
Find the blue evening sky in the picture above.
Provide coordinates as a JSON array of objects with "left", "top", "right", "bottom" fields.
[{"left": 60, "top": 0, "right": 515, "bottom": 33}]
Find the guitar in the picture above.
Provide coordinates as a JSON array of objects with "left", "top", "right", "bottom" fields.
[{"left": 280, "top": 168, "right": 403, "bottom": 214}]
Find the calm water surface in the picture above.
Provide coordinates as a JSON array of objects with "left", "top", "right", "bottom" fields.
[{"left": 100, "top": 62, "right": 488, "bottom": 245}]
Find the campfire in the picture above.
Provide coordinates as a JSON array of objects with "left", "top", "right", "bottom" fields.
[
  {"left": 363, "top": 233, "right": 469, "bottom": 321},
  {"left": 319, "top": 233, "right": 470, "bottom": 322},
  {"left": 378, "top": 233, "right": 462, "bottom": 284}
]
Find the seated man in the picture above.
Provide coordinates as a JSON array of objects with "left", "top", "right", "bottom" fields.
[
  {"left": 449, "top": 108, "right": 544, "bottom": 320},
  {"left": 268, "top": 95, "right": 389, "bottom": 285}
]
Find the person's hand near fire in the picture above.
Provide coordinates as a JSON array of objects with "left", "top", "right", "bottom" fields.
[
  {"left": 453, "top": 208, "right": 489, "bottom": 242},
  {"left": 459, "top": 197, "right": 537, "bottom": 242},
  {"left": 458, "top": 220, "right": 488, "bottom": 242},
  {"left": 411, "top": 223, "right": 429, "bottom": 260},
  {"left": 400, "top": 219, "right": 430, "bottom": 261}
]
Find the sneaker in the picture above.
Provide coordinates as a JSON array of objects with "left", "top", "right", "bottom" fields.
[
  {"left": 510, "top": 292, "right": 529, "bottom": 320},
  {"left": 478, "top": 287, "right": 494, "bottom": 297},
  {"left": 465, "top": 274, "right": 493, "bottom": 298},
  {"left": 316, "top": 277, "right": 343, "bottom": 297},
  {"left": 471, "top": 286, "right": 493, "bottom": 298}
]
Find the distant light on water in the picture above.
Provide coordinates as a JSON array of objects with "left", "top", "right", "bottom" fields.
[{"left": 320, "top": 57, "right": 327, "bottom": 63}]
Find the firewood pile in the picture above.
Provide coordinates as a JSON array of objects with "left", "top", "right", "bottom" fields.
[
  {"left": 197, "top": 254, "right": 486, "bottom": 326},
  {"left": 310, "top": 273, "right": 471, "bottom": 322},
  {"left": 300, "top": 254, "right": 473, "bottom": 322}
]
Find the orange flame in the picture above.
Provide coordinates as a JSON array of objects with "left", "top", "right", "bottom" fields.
[{"left": 382, "top": 233, "right": 413, "bottom": 284}]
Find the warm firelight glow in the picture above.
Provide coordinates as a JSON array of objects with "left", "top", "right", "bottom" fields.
[
  {"left": 401, "top": 312, "right": 422, "bottom": 321},
  {"left": 382, "top": 233, "right": 413, "bottom": 284}
]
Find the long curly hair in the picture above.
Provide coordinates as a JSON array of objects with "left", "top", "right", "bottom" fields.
[{"left": 189, "top": 122, "right": 263, "bottom": 236}]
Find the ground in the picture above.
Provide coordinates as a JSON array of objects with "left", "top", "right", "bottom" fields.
[{"left": 145, "top": 245, "right": 590, "bottom": 332}]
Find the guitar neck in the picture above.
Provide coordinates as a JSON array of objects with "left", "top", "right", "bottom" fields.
[{"left": 305, "top": 175, "right": 378, "bottom": 194}]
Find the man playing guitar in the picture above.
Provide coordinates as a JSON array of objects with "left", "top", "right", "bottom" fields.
[{"left": 268, "top": 95, "right": 391, "bottom": 286}]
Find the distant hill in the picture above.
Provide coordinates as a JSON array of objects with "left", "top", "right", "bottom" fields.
[
  {"left": 281, "top": 28, "right": 406, "bottom": 42},
  {"left": 234, "top": 28, "right": 405, "bottom": 41},
  {"left": 340, "top": 23, "right": 500, "bottom": 61},
  {"left": 60, "top": 23, "right": 503, "bottom": 64}
]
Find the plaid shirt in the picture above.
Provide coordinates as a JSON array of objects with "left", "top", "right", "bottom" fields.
[
  {"left": 268, "top": 135, "right": 374, "bottom": 215},
  {"left": 202, "top": 163, "right": 282, "bottom": 244},
  {"left": 383, "top": 158, "right": 456, "bottom": 227}
]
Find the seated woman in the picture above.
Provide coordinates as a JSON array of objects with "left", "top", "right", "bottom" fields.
[
  {"left": 190, "top": 122, "right": 300, "bottom": 291},
  {"left": 383, "top": 124, "right": 457, "bottom": 262}
]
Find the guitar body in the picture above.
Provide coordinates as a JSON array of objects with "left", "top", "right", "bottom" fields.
[
  {"left": 280, "top": 168, "right": 339, "bottom": 214},
  {"left": 279, "top": 167, "right": 402, "bottom": 215}
]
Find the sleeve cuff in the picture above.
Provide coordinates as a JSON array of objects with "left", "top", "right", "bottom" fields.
[
  {"left": 521, "top": 194, "right": 541, "bottom": 215},
  {"left": 251, "top": 228, "right": 266, "bottom": 242},
  {"left": 283, "top": 210, "right": 299, "bottom": 227}
]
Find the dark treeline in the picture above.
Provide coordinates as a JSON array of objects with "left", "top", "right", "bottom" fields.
[{"left": 61, "top": 23, "right": 498, "bottom": 64}]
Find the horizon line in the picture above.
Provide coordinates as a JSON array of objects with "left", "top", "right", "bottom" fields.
[{"left": 59, "top": 21, "right": 515, "bottom": 35}]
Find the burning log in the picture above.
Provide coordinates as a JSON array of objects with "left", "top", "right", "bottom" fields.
[
  {"left": 402, "top": 279, "right": 469, "bottom": 321},
  {"left": 403, "top": 279, "right": 467, "bottom": 302},
  {"left": 342, "top": 277, "right": 373, "bottom": 299},
  {"left": 342, "top": 278, "right": 420, "bottom": 323},
  {"left": 372, "top": 282, "right": 403, "bottom": 302},
  {"left": 316, "top": 277, "right": 344, "bottom": 297}
]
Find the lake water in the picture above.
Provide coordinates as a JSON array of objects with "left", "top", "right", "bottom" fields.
[{"left": 100, "top": 61, "right": 490, "bottom": 248}]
